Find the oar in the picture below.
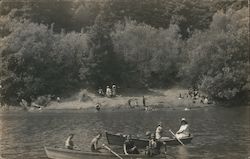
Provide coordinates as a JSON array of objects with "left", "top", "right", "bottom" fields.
[
  {"left": 102, "top": 144, "right": 123, "bottom": 159},
  {"left": 164, "top": 142, "right": 167, "bottom": 155},
  {"left": 169, "top": 129, "right": 185, "bottom": 146}
]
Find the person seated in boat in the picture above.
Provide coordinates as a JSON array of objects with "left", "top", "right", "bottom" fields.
[
  {"left": 90, "top": 133, "right": 102, "bottom": 152},
  {"left": 175, "top": 118, "right": 190, "bottom": 139},
  {"left": 155, "top": 122, "right": 163, "bottom": 140},
  {"left": 123, "top": 135, "right": 139, "bottom": 155},
  {"left": 65, "top": 134, "right": 74, "bottom": 150},
  {"left": 146, "top": 133, "right": 161, "bottom": 156}
]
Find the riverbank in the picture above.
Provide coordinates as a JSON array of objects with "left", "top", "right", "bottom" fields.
[{"left": 0, "top": 87, "right": 214, "bottom": 113}]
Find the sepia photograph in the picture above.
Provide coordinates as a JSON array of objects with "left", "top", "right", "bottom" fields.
[{"left": 0, "top": 0, "right": 249, "bottom": 158}]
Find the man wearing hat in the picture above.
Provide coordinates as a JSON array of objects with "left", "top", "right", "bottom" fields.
[{"left": 176, "top": 118, "right": 190, "bottom": 139}]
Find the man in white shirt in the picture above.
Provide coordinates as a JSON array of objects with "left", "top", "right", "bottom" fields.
[{"left": 176, "top": 118, "right": 190, "bottom": 139}]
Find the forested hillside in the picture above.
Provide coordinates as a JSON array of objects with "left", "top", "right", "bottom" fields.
[{"left": 0, "top": 0, "right": 248, "bottom": 105}]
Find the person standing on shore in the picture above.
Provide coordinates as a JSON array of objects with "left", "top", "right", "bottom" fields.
[
  {"left": 142, "top": 96, "right": 146, "bottom": 107},
  {"left": 112, "top": 84, "right": 116, "bottom": 97},
  {"left": 106, "top": 86, "right": 112, "bottom": 97},
  {"left": 56, "top": 96, "right": 61, "bottom": 103}
]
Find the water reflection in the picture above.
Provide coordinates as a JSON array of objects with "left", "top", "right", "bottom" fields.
[{"left": 177, "top": 146, "right": 188, "bottom": 159}]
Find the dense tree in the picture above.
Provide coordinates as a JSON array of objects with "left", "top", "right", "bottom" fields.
[
  {"left": 72, "top": 1, "right": 101, "bottom": 31},
  {"left": 0, "top": 20, "right": 56, "bottom": 103},
  {"left": 0, "top": 1, "right": 248, "bottom": 105},
  {"left": 112, "top": 20, "right": 183, "bottom": 87},
  {"left": 0, "top": 19, "right": 91, "bottom": 104},
  {"left": 181, "top": 7, "right": 248, "bottom": 99},
  {"left": 0, "top": 0, "right": 74, "bottom": 32},
  {"left": 84, "top": 14, "right": 121, "bottom": 87}
]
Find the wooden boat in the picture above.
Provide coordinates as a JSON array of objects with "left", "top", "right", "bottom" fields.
[
  {"left": 44, "top": 146, "right": 170, "bottom": 159},
  {"left": 106, "top": 132, "right": 193, "bottom": 148}
]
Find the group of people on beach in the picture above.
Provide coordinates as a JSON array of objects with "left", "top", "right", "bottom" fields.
[
  {"left": 128, "top": 96, "right": 148, "bottom": 109},
  {"left": 64, "top": 117, "right": 190, "bottom": 157},
  {"left": 178, "top": 87, "right": 211, "bottom": 104},
  {"left": 98, "top": 84, "right": 117, "bottom": 98}
]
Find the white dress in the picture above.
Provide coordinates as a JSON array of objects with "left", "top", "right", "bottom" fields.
[
  {"left": 175, "top": 124, "right": 190, "bottom": 139},
  {"left": 155, "top": 126, "right": 163, "bottom": 140}
]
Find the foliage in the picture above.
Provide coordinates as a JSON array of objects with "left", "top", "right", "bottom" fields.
[
  {"left": 111, "top": 20, "right": 183, "bottom": 87},
  {"left": 0, "top": 19, "right": 90, "bottom": 104},
  {"left": 181, "top": 8, "right": 248, "bottom": 99}
]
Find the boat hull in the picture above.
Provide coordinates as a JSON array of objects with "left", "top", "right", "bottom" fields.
[
  {"left": 44, "top": 146, "right": 168, "bottom": 159},
  {"left": 106, "top": 132, "right": 193, "bottom": 148}
]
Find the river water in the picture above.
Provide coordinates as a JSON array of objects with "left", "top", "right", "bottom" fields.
[{"left": 0, "top": 105, "right": 250, "bottom": 159}]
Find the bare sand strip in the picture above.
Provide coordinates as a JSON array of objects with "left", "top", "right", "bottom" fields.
[
  {"left": 43, "top": 88, "right": 212, "bottom": 111},
  {"left": 0, "top": 87, "right": 213, "bottom": 113}
]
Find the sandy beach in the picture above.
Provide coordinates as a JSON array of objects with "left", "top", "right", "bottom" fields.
[{"left": 0, "top": 87, "right": 213, "bottom": 112}]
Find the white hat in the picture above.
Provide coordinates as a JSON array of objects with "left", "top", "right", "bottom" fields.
[{"left": 181, "top": 118, "right": 186, "bottom": 121}]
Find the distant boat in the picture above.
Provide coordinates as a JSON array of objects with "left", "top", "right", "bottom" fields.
[
  {"left": 44, "top": 146, "right": 170, "bottom": 159},
  {"left": 106, "top": 132, "right": 193, "bottom": 148}
]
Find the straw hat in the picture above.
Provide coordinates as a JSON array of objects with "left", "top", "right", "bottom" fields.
[{"left": 181, "top": 118, "right": 188, "bottom": 124}]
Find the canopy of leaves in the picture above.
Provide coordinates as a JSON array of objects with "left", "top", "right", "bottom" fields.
[
  {"left": 0, "top": 1, "right": 248, "bottom": 104},
  {"left": 180, "top": 7, "right": 248, "bottom": 99},
  {"left": 111, "top": 20, "right": 183, "bottom": 87}
]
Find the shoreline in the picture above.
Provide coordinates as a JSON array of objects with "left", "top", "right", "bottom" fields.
[{"left": 0, "top": 87, "right": 214, "bottom": 113}]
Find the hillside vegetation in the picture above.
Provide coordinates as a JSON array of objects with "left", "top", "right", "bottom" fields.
[{"left": 0, "top": 0, "right": 248, "bottom": 105}]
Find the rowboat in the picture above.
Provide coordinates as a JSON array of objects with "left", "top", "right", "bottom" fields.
[
  {"left": 44, "top": 146, "right": 171, "bottom": 159},
  {"left": 106, "top": 132, "right": 193, "bottom": 148}
]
